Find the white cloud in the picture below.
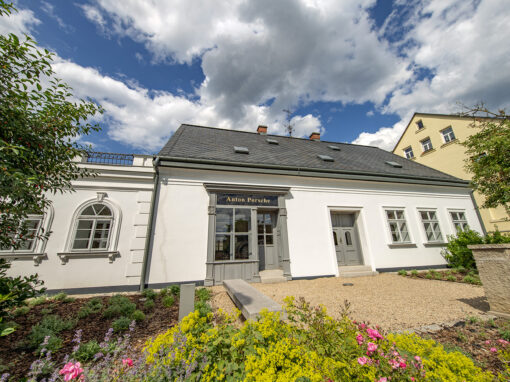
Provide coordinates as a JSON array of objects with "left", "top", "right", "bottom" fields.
[
  {"left": 353, "top": 0, "right": 510, "bottom": 150},
  {"left": 41, "top": 1, "right": 74, "bottom": 32},
  {"left": 0, "top": 7, "right": 39, "bottom": 36}
]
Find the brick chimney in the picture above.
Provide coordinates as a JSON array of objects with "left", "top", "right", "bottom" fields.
[
  {"left": 257, "top": 125, "right": 268, "bottom": 134},
  {"left": 309, "top": 132, "right": 320, "bottom": 140}
]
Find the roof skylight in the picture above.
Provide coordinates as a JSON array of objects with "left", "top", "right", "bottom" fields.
[
  {"left": 328, "top": 145, "right": 341, "bottom": 151},
  {"left": 266, "top": 138, "right": 279, "bottom": 145},
  {"left": 318, "top": 154, "right": 334, "bottom": 162},
  {"left": 234, "top": 146, "right": 249, "bottom": 154},
  {"left": 385, "top": 161, "right": 402, "bottom": 168}
]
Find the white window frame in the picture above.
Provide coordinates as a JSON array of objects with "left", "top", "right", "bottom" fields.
[
  {"left": 71, "top": 204, "right": 114, "bottom": 251},
  {"left": 415, "top": 120, "right": 424, "bottom": 130},
  {"left": 0, "top": 215, "right": 43, "bottom": 253},
  {"left": 418, "top": 209, "right": 443, "bottom": 243},
  {"left": 60, "top": 197, "right": 122, "bottom": 264},
  {"left": 441, "top": 126, "right": 456, "bottom": 143},
  {"left": 421, "top": 138, "right": 433, "bottom": 152},
  {"left": 448, "top": 209, "right": 469, "bottom": 233},
  {"left": 0, "top": 207, "right": 54, "bottom": 265},
  {"left": 403, "top": 146, "right": 414, "bottom": 159},
  {"left": 384, "top": 208, "right": 412, "bottom": 244}
]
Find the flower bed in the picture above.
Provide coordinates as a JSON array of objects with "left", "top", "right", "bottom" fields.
[{"left": 397, "top": 268, "right": 482, "bottom": 285}]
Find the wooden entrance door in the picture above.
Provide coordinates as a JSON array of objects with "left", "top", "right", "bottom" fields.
[
  {"left": 257, "top": 211, "right": 278, "bottom": 270},
  {"left": 331, "top": 213, "right": 363, "bottom": 266}
]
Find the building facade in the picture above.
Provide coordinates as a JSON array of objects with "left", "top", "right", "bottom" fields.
[
  {"left": 3, "top": 153, "right": 154, "bottom": 292},
  {"left": 392, "top": 113, "right": 510, "bottom": 234},
  {"left": 4, "top": 124, "right": 485, "bottom": 291}
]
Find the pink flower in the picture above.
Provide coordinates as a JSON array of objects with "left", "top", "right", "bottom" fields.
[
  {"left": 359, "top": 323, "right": 367, "bottom": 330},
  {"left": 414, "top": 355, "right": 421, "bottom": 362},
  {"left": 485, "top": 340, "right": 491, "bottom": 345},
  {"left": 356, "top": 334, "right": 364, "bottom": 345},
  {"left": 59, "top": 362, "right": 84, "bottom": 381},
  {"left": 498, "top": 339, "right": 509, "bottom": 345},
  {"left": 378, "top": 378, "right": 388, "bottom": 382},
  {"left": 122, "top": 358, "right": 133, "bottom": 367},
  {"left": 399, "top": 361, "right": 407, "bottom": 369},
  {"left": 490, "top": 347, "right": 498, "bottom": 353},
  {"left": 388, "top": 359, "right": 399, "bottom": 369},
  {"left": 358, "top": 356, "right": 369, "bottom": 365},
  {"left": 367, "top": 328, "right": 383, "bottom": 341},
  {"left": 411, "top": 378, "right": 415, "bottom": 381},
  {"left": 367, "top": 342, "right": 378, "bottom": 354}
]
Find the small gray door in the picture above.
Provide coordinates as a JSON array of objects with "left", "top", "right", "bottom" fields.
[
  {"left": 331, "top": 213, "right": 363, "bottom": 266},
  {"left": 258, "top": 212, "right": 278, "bottom": 270}
]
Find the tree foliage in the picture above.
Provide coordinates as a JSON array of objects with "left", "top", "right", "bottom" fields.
[
  {"left": 461, "top": 104, "right": 510, "bottom": 217},
  {"left": 0, "top": 2, "right": 103, "bottom": 249}
]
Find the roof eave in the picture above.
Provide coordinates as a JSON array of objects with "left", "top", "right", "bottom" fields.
[{"left": 156, "top": 155, "right": 469, "bottom": 188}]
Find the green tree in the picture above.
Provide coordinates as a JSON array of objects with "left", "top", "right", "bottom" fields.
[
  {"left": 461, "top": 104, "right": 510, "bottom": 218},
  {"left": 0, "top": 1, "right": 103, "bottom": 249}
]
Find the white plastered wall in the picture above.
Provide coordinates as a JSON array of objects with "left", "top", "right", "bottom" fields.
[
  {"left": 147, "top": 168, "right": 482, "bottom": 283},
  {"left": 6, "top": 160, "right": 154, "bottom": 291}
]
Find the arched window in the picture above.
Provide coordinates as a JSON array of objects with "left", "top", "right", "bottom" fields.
[{"left": 72, "top": 203, "right": 113, "bottom": 251}]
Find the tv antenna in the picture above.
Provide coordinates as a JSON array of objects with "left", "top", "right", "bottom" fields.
[{"left": 283, "top": 109, "right": 294, "bottom": 137}]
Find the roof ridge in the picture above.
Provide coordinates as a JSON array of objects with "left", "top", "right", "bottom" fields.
[{"left": 179, "top": 123, "right": 380, "bottom": 149}]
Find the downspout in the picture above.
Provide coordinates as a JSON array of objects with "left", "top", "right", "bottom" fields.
[
  {"left": 139, "top": 156, "right": 160, "bottom": 291},
  {"left": 470, "top": 190, "right": 487, "bottom": 235}
]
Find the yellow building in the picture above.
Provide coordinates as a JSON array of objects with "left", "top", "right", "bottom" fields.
[{"left": 392, "top": 112, "right": 509, "bottom": 234}]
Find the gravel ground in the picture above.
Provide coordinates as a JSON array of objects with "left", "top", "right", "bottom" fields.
[{"left": 210, "top": 274, "right": 488, "bottom": 331}]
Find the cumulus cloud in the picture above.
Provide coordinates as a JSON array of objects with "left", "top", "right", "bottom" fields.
[
  {"left": 354, "top": 0, "right": 510, "bottom": 149},
  {"left": 0, "top": 6, "right": 39, "bottom": 36}
]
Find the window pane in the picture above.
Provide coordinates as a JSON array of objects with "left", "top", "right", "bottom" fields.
[
  {"left": 401, "top": 230, "right": 410, "bottom": 242},
  {"left": 235, "top": 235, "right": 249, "bottom": 259},
  {"left": 81, "top": 206, "right": 96, "bottom": 216},
  {"left": 18, "top": 239, "right": 35, "bottom": 251},
  {"left": 420, "top": 211, "right": 428, "bottom": 220},
  {"left": 91, "top": 239, "right": 108, "bottom": 249},
  {"left": 258, "top": 224, "right": 264, "bottom": 234},
  {"left": 265, "top": 234, "right": 273, "bottom": 245},
  {"left": 396, "top": 211, "right": 404, "bottom": 219},
  {"left": 215, "top": 234, "right": 231, "bottom": 260},
  {"left": 265, "top": 224, "right": 273, "bottom": 234},
  {"left": 258, "top": 235, "right": 264, "bottom": 245},
  {"left": 386, "top": 211, "right": 395, "bottom": 219},
  {"left": 235, "top": 208, "right": 251, "bottom": 233},
  {"left": 216, "top": 208, "right": 233, "bottom": 233},
  {"left": 77, "top": 220, "right": 94, "bottom": 230},
  {"left": 96, "top": 205, "right": 112, "bottom": 216},
  {"left": 345, "top": 231, "right": 352, "bottom": 246},
  {"left": 73, "top": 239, "right": 89, "bottom": 250},
  {"left": 333, "top": 231, "right": 338, "bottom": 246}
]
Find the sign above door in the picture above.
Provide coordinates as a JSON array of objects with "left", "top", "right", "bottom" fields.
[{"left": 217, "top": 193, "right": 278, "bottom": 206}]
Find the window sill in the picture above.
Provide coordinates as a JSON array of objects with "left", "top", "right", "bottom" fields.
[
  {"left": 57, "top": 251, "right": 119, "bottom": 265},
  {"left": 420, "top": 148, "right": 436, "bottom": 157},
  {"left": 207, "top": 259, "right": 258, "bottom": 264},
  {"left": 423, "top": 242, "right": 447, "bottom": 247},
  {"left": 440, "top": 139, "right": 458, "bottom": 148},
  {"left": 415, "top": 127, "right": 426, "bottom": 134},
  {"left": 0, "top": 252, "right": 46, "bottom": 265},
  {"left": 388, "top": 243, "right": 417, "bottom": 249}
]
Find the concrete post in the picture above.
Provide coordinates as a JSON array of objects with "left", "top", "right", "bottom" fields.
[{"left": 178, "top": 283, "right": 196, "bottom": 321}]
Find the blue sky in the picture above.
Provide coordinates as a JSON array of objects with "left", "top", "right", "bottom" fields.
[{"left": 2, "top": 0, "right": 509, "bottom": 154}]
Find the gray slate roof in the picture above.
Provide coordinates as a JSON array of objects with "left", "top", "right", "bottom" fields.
[{"left": 158, "top": 124, "right": 464, "bottom": 183}]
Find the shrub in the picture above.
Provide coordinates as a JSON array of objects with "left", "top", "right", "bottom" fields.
[
  {"left": 103, "top": 295, "right": 136, "bottom": 319},
  {"left": 52, "top": 292, "right": 67, "bottom": 301},
  {"left": 170, "top": 285, "right": 180, "bottom": 296},
  {"left": 0, "top": 259, "right": 46, "bottom": 319},
  {"left": 29, "top": 315, "right": 75, "bottom": 353},
  {"left": 455, "top": 265, "right": 468, "bottom": 274},
  {"left": 397, "top": 269, "right": 407, "bottom": 276},
  {"left": 446, "top": 275, "right": 456, "bottom": 282},
  {"left": 86, "top": 297, "right": 103, "bottom": 313},
  {"left": 77, "top": 306, "right": 92, "bottom": 319},
  {"left": 194, "top": 301, "right": 212, "bottom": 317},
  {"left": 142, "top": 289, "right": 157, "bottom": 300},
  {"left": 73, "top": 340, "right": 101, "bottom": 363},
  {"left": 13, "top": 306, "right": 30, "bottom": 316},
  {"left": 463, "top": 275, "right": 481, "bottom": 285},
  {"left": 425, "top": 273, "right": 433, "bottom": 279},
  {"left": 132, "top": 310, "right": 145, "bottom": 322},
  {"left": 142, "top": 298, "right": 494, "bottom": 381},
  {"left": 144, "top": 299, "right": 155, "bottom": 311},
  {"left": 410, "top": 269, "right": 418, "bottom": 276},
  {"left": 442, "top": 229, "right": 510, "bottom": 270},
  {"left": 196, "top": 287, "right": 211, "bottom": 302},
  {"left": 112, "top": 316, "right": 132, "bottom": 332},
  {"left": 162, "top": 295, "right": 175, "bottom": 308},
  {"left": 27, "top": 295, "right": 47, "bottom": 307},
  {"left": 41, "top": 307, "right": 53, "bottom": 315}
]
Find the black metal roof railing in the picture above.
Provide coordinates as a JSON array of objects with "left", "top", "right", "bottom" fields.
[{"left": 83, "top": 151, "right": 134, "bottom": 166}]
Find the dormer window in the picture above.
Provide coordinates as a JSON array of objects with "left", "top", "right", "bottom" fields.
[
  {"left": 421, "top": 138, "right": 433, "bottom": 153},
  {"left": 416, "top": 120, "right": 424, "bottom": 130},
  {"left": 403, "top": 146, "right": 414, "bottom": 159}
]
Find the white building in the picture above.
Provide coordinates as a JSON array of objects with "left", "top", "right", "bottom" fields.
[{"left": 4, "top": 125, "right": 484, "bottom": 292}]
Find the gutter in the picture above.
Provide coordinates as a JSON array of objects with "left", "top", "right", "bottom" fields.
[
  {"left": 157, "top": 155, "right": 469, "bottom": 188},
  {"left": 139, "top": 156, "right": 160, "bottom": 291}
]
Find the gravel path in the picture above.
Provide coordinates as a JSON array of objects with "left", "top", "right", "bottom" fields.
[{"left": 210, "top": 274, "right": 488, "bottom": 331}]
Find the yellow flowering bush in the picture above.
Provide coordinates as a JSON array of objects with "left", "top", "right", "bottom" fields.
[{"left": 142, "top": 298, "right": 499, "bottom": 381}]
